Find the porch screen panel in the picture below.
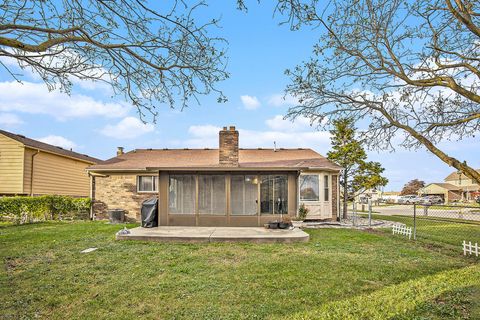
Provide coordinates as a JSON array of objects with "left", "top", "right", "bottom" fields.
[
  {"left": 260, "top": 175, "right": 288, "bottom": 214},
  {"left": 274, "top": 175, "right": 288, "bottom": 214},
  {"left": 231, "top": 175, "right": 257, "bottom": 215},
  {"left": 260, "top": 176, "right": 273, "bottom": 214},
  {"left": 169, "top": 175, "right": 195, "bottom": 214},
  {"left": 299, "top": 175, "right": 319, "bottom": 201},
  {"left": 198, "top": 175, "right": 226, "bottom": 215}
]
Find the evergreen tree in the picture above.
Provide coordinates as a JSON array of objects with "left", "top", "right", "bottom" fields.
[{"left": 327, "top": 118, "right": 388, "bottom": 219}]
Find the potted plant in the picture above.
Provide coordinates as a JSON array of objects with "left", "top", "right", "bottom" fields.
[
  {"left": 279, "top": 216, "right": 292, "bottom": 229},
  {"left": 298, "top": 203, "right": 309, "bottom": 221}
]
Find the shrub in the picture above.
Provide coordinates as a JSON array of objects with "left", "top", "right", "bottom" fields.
[
  {"left": 298, "top": 203, "right": 309, "bottom": 220},
  {"left": 0, "top": 195, "right": 91, "bottom": 224}
]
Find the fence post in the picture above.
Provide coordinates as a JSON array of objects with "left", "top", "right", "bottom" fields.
[
  {"left": 413, "top": 203, "right": 417, "bottom": 240},
  {"left": 368, "top": 199, "right": 372, "bottom": 227}
]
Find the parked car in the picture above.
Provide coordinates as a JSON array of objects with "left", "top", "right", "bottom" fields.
[
  {"left": 398, "top": 195, "right": 420, "bottom": 204},
  {"left": 420, "top": 195, "right": 444, "bottom": 205}
]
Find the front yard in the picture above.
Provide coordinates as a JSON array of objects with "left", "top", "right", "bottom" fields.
[{"left": 1, "top": 221, "right": 479, "bottom": 319}]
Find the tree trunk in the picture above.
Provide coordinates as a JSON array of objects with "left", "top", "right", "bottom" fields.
[{"left": 342, "top": 173, "right": 348, "bottom": 219}]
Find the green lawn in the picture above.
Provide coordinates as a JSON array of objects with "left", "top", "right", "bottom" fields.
[
  {"left": 1, "top": 221, "right": 479, "bottom": 320},
  {"left": 367, "top": 214, "right": 480, "bottom": 250}
]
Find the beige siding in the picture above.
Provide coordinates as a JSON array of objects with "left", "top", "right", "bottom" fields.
[
  {"left": 31, "top": 150, "right": 91, "bottom": 197},
  {"left": 23, "top": 148, "right": 36, "bottom": 195},
  {"left": 0, "top": 134, "right": 25, "bottom": 194}
]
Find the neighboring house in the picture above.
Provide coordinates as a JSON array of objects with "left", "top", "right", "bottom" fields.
[
  {"left": 420, "top": 170, "right": 480, "bottom": 202},
  {"left": 0, "top": 129, "right": 102, "bottom": 197},
  {"left": 378, "top": 191, "right": 401, "bottom": 203},
  {"left": 87, "top": 126, "right": 342, "bottom": 226}
]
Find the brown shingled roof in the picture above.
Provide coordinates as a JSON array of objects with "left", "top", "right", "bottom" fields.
[
  {"left": 87, "top": 148, "right": 341, "bottom": 171},
  {"left": 445, "top": 169, "right": 480, "bottom": 181},
  {"left": 0, "top": 129, "right": 102, "bottom": 164}
]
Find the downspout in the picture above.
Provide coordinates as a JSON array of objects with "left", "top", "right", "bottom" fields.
[
  {"left": 88, "top": 172, "right": 94, "bottom": 220},
  {"left": 30, "top": 149, "right": 40, "bottom": 196}
]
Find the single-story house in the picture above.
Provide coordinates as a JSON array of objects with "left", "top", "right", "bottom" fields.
[
  {"left": 420, "top": 183, "right": 462, "bottom": 203},
  {"left": 421, "top": 169, "right": 480, "bottom": 202},
  {"left": 0, "top": 129, "right": 102, "bottom": 197},
  {"left": 87, "top": 126, "right": 342, "bottom": 226}
]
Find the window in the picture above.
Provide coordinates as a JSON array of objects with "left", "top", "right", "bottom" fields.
[
  {"left": 198, "top": 175, "right": 226, "bottom": 215},
  {"left": 231, "top": 175, "right": 257, "bottom": 215},
  {"left": 299, "top": 175, "right": 319, "bottom": 201},
  {"left": 137, "top": 176, "right": 157, "bottom": 192},
  {"left": 260, "top": 175, "right": 288, "bottom": 215},
  {"left": 324, "top": 175, "right": 329, "bottom": 201},
  {"left": 169, "top": 175, "right": 195, "bottom": 214}
]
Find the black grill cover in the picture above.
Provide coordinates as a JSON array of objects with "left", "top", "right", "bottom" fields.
[{"left": 141, "top": 198, "right": 158, "bottom": 228}]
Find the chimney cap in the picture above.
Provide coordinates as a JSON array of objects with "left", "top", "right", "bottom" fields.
[
  {"left": 117, "top": 147, "right": 124, "bottom": 156},
  {"left": 222, "top": 126, "right": 227, "bottom": 130},
  {"left": 229, "top": 126, "right": 236, "bottom": 131}
]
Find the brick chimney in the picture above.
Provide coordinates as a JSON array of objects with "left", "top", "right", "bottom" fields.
[
  {"left": 117, "top": 147, "right": 124, "bottom": 156},
  {"left": 219, "top": 126, "right": 239, "bottom": 166}
]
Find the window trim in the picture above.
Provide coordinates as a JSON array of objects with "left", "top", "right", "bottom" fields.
[
  {"left": 137, "top": 175, "right": 158, "bottom": 193},
  {"left": 324, "top": 175, "right": 330, "bottom": 202},
  {"left": 299, "top": 174, "right": 320, "bottom": 202}
]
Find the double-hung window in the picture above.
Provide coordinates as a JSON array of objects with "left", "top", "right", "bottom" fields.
[{"left": 137, "top": 176, "right": 158, "bottom": 192}]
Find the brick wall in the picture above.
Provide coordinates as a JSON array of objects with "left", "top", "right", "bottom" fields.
[
  {"left": 332, "top": 174, "right": 338, "bottom": 220},
  {"left": 219, "top": 126, "right": 239, "bottom": 166},
  {"left": 93, "top": 174, "right": 155, "bottom": 221}
]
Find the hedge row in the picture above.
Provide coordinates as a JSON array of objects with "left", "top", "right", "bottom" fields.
[{"left": 0, "top": 195, "right": 91, "bottom": 224}]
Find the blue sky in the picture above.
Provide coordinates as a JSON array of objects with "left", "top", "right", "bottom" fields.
[{"left": 0, "top": 1, "right": 478, "bottom": 190}]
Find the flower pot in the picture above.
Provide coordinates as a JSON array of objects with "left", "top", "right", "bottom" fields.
[
  {"left": 278, "top": 222, "right": 290, "bottom": 229},
  {"left": 268, "top": 222, "right": 279, "bottom": 229}
]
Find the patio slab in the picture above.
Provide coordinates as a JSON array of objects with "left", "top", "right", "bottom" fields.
[{"left": 116, "top": 226, "right": 309, "bottom": 243}]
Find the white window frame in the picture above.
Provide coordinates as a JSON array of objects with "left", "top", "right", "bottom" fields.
[
  {"left": 299, "top": 174, "right": 320, "bottom": 202},
  {"left": 137, "top": 175, "right": 158, "bottom": 193}
]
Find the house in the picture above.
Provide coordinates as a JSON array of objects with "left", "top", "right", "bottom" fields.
[
  {"left": 420, "top": 169, "right": 480, "bottom": 202},
  {"left": 87, "top": 126, "right": 341, "bottom": 226},
  {"left": 0, "top": 129, "right": 102, "bottom": 197}
]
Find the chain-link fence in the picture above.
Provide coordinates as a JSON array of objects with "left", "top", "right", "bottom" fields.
[{"left": 342, "top": 201, "right": 480, "bottom": 254}]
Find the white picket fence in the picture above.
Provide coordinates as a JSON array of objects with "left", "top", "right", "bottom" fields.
[
  {"left": 392, "top": 224, "right": 412, "bottom": 239},
  {"left": 463, "top": 241, "right": 479, "bottom": 257}
]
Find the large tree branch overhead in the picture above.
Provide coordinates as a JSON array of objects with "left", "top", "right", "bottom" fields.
[
  {"left": 0, "top": 0, "right": 228, "bottom": 120},
  {"left": 279, "top": 0, "right": 480, "bottom": 183}
]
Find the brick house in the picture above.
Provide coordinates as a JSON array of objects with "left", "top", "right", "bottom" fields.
[{"left": 87, "top": 126, "right": 341, "bottom": 226}]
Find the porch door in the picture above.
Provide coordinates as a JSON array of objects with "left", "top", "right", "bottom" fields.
[{"left": 299, "top": 173, "right": 331, "bottom": 219}]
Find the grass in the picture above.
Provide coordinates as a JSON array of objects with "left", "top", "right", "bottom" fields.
[
  {"left": 367, "top": 214, "right": 480, "bottom": 250},
  {"left": 1, "top": 221, "right": 479, "bottom": 320}
]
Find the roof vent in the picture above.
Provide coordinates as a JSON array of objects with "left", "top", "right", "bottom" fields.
[{"left": 17, "top": 134, "right": 26, "bottom": 138}]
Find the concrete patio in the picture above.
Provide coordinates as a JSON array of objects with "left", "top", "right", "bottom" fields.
[{"left": 116, "top": 226, "right": 309, "bottom": 243}]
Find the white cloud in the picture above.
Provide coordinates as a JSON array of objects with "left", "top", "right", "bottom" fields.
[
  {"left": 181, "top": 116, "right": 331, "bottom": 151},
  {"left": 100, "top": 117, "right": 154, "bottom": 139},
  {"left": 37, "top": 135, "right": 77, "bottom": 150},
  {"left": 0, "top": 113, "right": 24, "bottom": 127},
  {"left": 0, "top": 81, "right": 129, "bottom": 121},
  {"left": 267, "top": 94, "right": 299, "bottom": 107},
  {"left": 240, "top": 95, "right": 261, "bottom": 110},
  {"left": 265, "top": 115, "right": 312, "bottom": 132}
]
